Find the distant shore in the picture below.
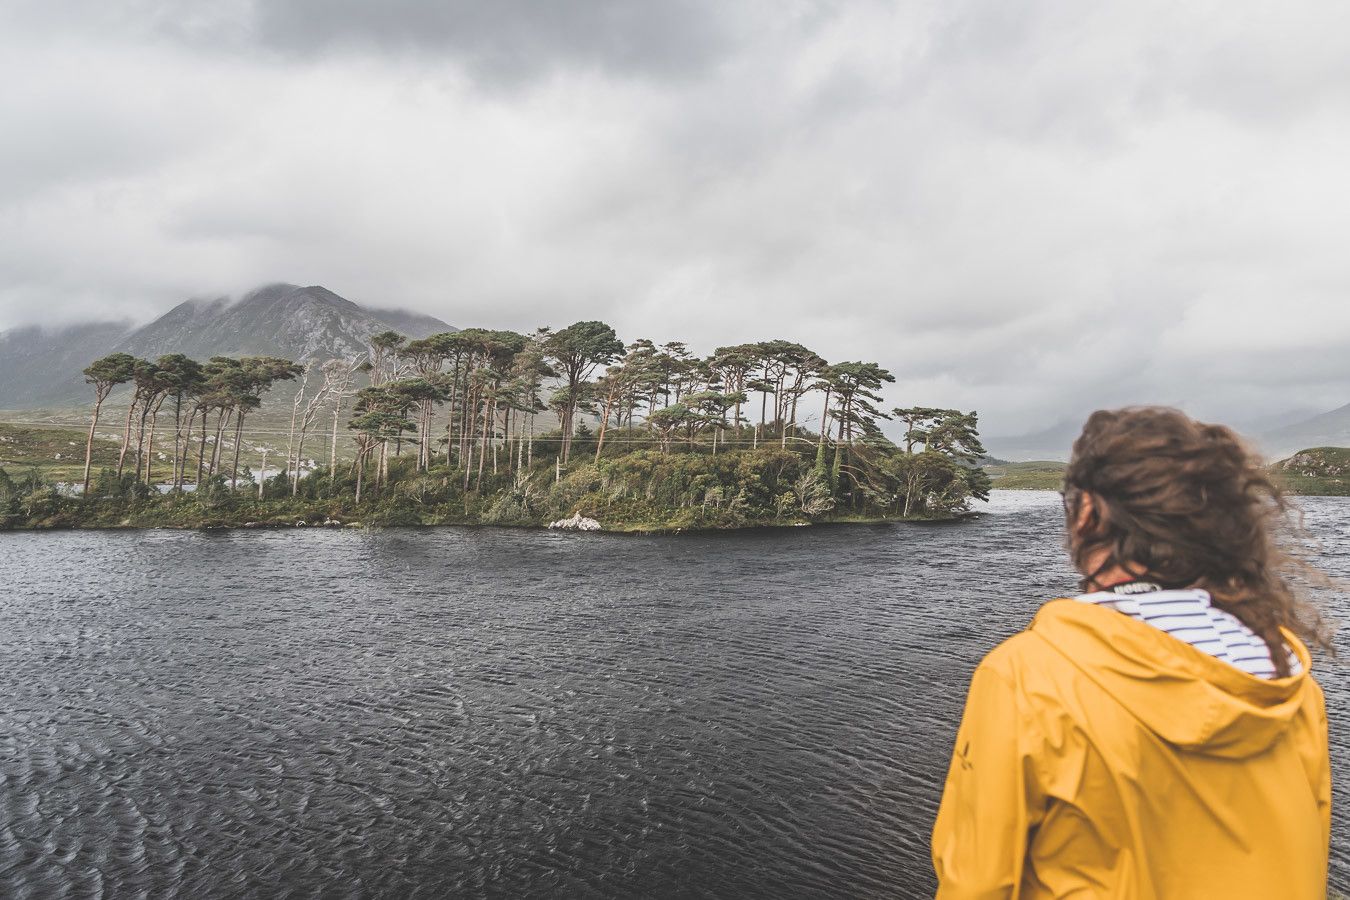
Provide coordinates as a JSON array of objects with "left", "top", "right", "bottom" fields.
[{"left": 983, "top": 453, "right": 1350, "bottom": 497}]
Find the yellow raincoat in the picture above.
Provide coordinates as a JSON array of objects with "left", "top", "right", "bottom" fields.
[{"left": 932, "top": 598, "right": 1329, "bottom": 899}]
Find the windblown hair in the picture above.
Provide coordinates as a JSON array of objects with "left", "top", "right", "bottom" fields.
[{"left": 1064, "top": 406, "right": 1332, "bottom": 675}]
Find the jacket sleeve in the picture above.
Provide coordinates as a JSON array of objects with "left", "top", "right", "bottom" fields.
[{"left": 932, "top": 662, "right": 1043, "bottom": 900}]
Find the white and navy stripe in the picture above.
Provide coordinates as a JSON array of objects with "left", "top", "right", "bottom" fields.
[{"left": 1076, "top": 587, "right": 1299, "bottom": 679}]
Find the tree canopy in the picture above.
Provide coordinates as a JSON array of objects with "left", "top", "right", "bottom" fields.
[{"left": 49, "top": 316, "right": 992, "bottom": 530}]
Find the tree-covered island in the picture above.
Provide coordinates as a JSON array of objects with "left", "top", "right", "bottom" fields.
[{"left": 0, "top": 322, "right": 991, "bottom": 531}]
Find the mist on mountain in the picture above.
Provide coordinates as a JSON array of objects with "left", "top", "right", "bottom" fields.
[{"left": 0, "top": 284, "right": 453, "bottom": 409}]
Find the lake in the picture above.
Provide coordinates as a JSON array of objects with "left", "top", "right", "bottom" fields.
[{"left": 1, "top": 491, "right": 1346, "bottom": 898}]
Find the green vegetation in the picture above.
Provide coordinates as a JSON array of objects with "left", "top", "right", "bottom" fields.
[
  {"left": 979, "top": 447, "right": 1350, "bottom": 497},
  {"left": 983, "top": 459, "right": 1067, "bottom": 491},
  {"left": 1271, "top": 447, "right": 1350, "bottom": 497},
  {"left": 1, "top": 327, "right": 994, "bottom": 532},
  {"left": 0, "top": 423, "right": 120, "bottom": 483}
]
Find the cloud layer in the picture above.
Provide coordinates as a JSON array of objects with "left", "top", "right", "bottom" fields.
[{"left": 2, "top": 0, "right": 1349, "bottom": 434}]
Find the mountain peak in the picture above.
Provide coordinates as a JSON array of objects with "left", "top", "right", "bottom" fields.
[
  {"left": 230, "top": 283, "right": 358, "bottom": 314},
  {"left": 0, "top": 283, "right": 454, "bottom": 408}
]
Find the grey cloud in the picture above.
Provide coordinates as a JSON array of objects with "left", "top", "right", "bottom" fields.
[
  {"left": 250, "top": 0, "right": 747, "bottom": 84},
  {"left": 6, "top": 0, "right": 804, "bottom": 85},
  {"left": 3, "top": 0, "right": 1350, "bottom": 441}
]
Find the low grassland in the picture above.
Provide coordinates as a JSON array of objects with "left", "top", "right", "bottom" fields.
[
  {"left": 0, "top": 422, "right": 119, "bottom": 483},
  {"left": 983, "top": 459, "right": 1066, "bottom": 491}
]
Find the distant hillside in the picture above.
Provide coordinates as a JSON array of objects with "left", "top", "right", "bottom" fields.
[
  {"left": 985, "top": 419, "right": 1080, "bottom": 462},
  {"left": 1271, "top": 447, "right": 1350, "bottom": 496},
  {"left": 0, "top": 284, "right": 453, "bottom": 409},
  {"left": 0, "top": 320, "right": 135, "bottom": 409},
  {"left": 983, "top": 459, "right": 1066, "bottom": 490},
  {"left": 990, "top": 407, "right": 1338, "bottom": 462},
  {"left": 1261, "top": 404, "right": 1350, "bottom": 458}
]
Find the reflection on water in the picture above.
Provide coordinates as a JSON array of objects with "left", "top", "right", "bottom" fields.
[{"left": 0, "top": 491, "right": 1346, "bottom": 898}]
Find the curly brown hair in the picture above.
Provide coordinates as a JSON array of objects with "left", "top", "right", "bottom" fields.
[{"left": 1063, "top": 406, "right": 1333, "bottom": 676}]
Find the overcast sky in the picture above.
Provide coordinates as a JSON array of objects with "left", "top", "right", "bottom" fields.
[{"left": 2, "top": 0, "right": 1349, "bottom": 435}]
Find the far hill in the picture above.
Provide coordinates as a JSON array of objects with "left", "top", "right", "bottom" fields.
[
  {"left": 0, "top": 284, "right": 453, "bottom": 409},
  {"left": 990, "top": 407, "right": 1343, "bottom": 463},
  {"left": 984, "top": 419, "right": 1080, "bottom": 462},
  {"left": 981, "top": 447, "right": 1350, "bottom": 496},
  {"left": 1271, "top": 447, "right": 1350, "bottom": 496},
  {"left": 983, "top": 459, "right": 1067, "bottom": 490},
  {"left": 1261, "top": 404, "right": 1350, "bottom": 458}
]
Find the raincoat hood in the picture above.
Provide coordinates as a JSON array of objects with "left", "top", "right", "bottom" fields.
[{"left": 1031, "top": 598, "right": 1314, "bottom": 759}]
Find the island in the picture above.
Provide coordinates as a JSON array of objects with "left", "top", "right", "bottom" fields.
[{"left": 0, "top": 324, "right": 992, "bottom": 532}]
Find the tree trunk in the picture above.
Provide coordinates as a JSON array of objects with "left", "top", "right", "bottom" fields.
[
  {"left": 355, "top": 443, "right": 365, "bottom": 504},
  {"left": 210, "top": 409, "right": 230, "bottom": 476},
  {"left": 171, "top": 394, "right": 183, "bottom": 492},
  {"left": 82, "top": 392, "right": 107, "bottom": 497},
  {"left": 491, "top": 400, "right": 499, "bottom": 475},
  {"left": 145, "top": 397, "right": 164, "bottom": 488},
  {"left": 330, "top": 392, "right": 343, "bottom": 486},
  {"left": 179, "top": 408, "right": 189, "bottom": 488},
  {"left": 422, "top": 399, "right": 433, "bottom": 470},
  {"left": 733, "top": 372, "right": 744, "bottom": 444},
  {"left": 231, "top": 414, "right": 244, "bottom": 491},
  {"left": 134, "top": 400, "right": 151, "bottom": 483},
  {"left": 595, "top": 389, "right": 614, "bottom": 463},
  {"left": 197, "top": 410, "right": 208, "bottom": 488},
  {"left": 477, "top": 399, "right": 489, "bottom": 483},
  {"left": 116, "top": 398, "right": 137, "bottom": 477},
  {"left": 458, "top": 366, "right": 474, "bottom": 463},
  {"left": 285, "top": 385, "right": 300, "bottom": 492},
  {"left": 819, "top": 388, "right": 832, "bottom": 446},
  {"left": 756, "top": 387, "right": 766, "bottom": 450},
  {"left": 259, "top": 448, "right": 268, "bottom": 500},
  {"left": 561, "top": 402, "right": 573, "bottom": 463},
  {"left": 292, "top": 427, "right": 307, "bottom": 498}
]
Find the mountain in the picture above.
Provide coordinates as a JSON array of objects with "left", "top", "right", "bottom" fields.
[
  {"left": 0, "top": 284, "right": 454, "bottom": 409},
  {"left": 988, "top": 406, "right": 1339, "bottom": 463},
  {"left": 0, "top": 320, "right": 137, "bottom": 411},
  {"left": 984, "top": 418, "right": 1082, "bottom": 462},
  {"left": 1260, "top": 402, "right": 1350, "bottom": 458}
]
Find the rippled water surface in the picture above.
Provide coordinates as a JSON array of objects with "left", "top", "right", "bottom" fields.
[{"left": 2, "top": 491, "right": 1348, "bottom": 898}]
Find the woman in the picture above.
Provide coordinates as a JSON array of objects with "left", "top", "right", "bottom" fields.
[{"left": 931, "top": 407, "right": 1332, "bottom": 899}]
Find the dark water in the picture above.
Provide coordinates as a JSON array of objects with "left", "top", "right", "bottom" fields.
[{"left": 1, "top": 491, "right": 1347, "bottom": 898}]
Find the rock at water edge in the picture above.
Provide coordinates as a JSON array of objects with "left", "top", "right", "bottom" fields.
[{"left": 548, "top": 512, "right": 602, "bottom": 531}]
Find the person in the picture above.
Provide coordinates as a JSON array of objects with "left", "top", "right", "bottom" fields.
[{"left": 931, "top": 406, "right": 1332, "bottom": 899}]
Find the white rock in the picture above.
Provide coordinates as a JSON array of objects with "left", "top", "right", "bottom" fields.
[{"left": 548, "top": 512, "right": 602, "bottom": 531}]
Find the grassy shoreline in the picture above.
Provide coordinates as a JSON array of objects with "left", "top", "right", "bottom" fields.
[
  {"left": 0, "top": 418, "right": 993, "bottom": 535},
  {"left": 0, "top": 504, "right": 960, "bottom": 535}
]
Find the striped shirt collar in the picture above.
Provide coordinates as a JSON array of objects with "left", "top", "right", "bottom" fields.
[{"left": 1076, "top": 587, "right": 1297, "bottom": 679}]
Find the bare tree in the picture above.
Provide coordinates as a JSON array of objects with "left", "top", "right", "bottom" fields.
[
  {"left": 290, "top": 365, "right": 339, "bottom": 496},
  {"left": 326, "top": 359, "right": 359, "bottom": 486}
]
